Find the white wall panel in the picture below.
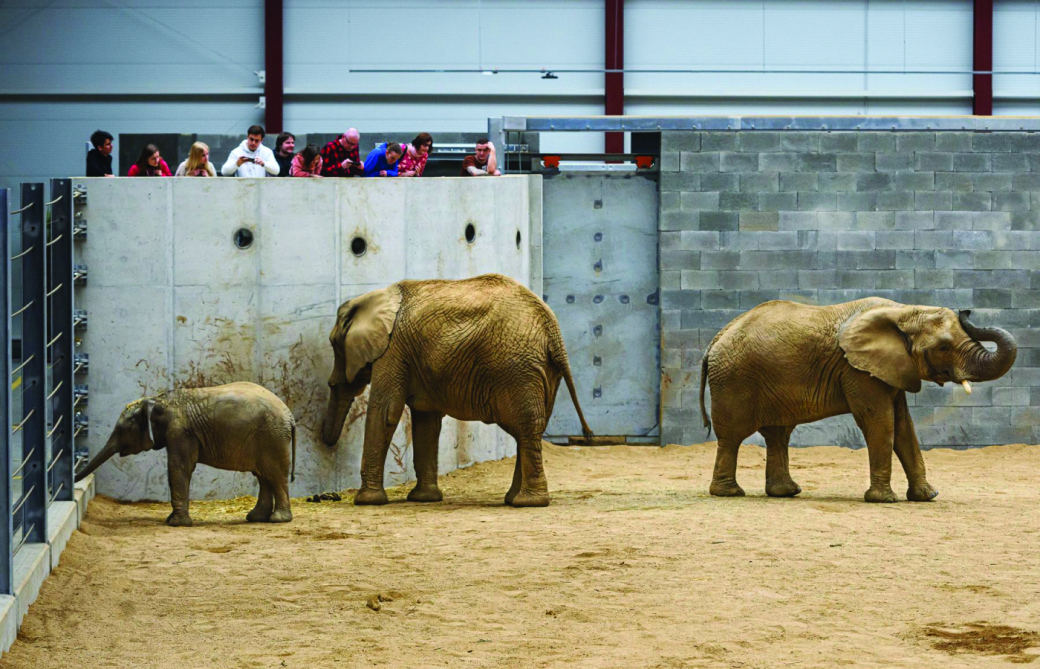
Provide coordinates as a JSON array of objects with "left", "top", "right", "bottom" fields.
[
  {"left": 995, "top": 0, "right": 1040, "bottom": 101},
  {"left": 627, "top": 0, "right": 973, "bottom": 114}
]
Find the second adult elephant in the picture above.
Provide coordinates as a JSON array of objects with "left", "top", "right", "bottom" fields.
[
  {"left": 322, "top": 274, "right": 593, "bottom": 507},
  {"left": 700, "top": 298, "right": 1017, "bottom": 503}
]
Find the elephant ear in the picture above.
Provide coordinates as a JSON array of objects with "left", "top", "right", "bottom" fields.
[
  {"left": 337, "top": 284, "right": 403, "bottom": 382},
  {"left": 838, "top": 306, "right": 922, "bottom": 393}
]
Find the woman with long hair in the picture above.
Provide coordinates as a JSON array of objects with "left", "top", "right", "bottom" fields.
[
  {"left": 397, "top": 132, "right": 433, "bottom": 177},
  {"left": 128, "top": 144, "right": 172, "bottom": 177},
  {"left": 290, "top": 144, "right": 323, "bottom": 177},
  {"left": 175, "top": 142, "right": 216, "bottom": 177}
]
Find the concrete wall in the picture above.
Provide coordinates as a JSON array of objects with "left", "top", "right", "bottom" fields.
[
  {"left": 74, "top": 176, "right": 540, "bottom": 501},
  {"left": 659, "top": 128, "right": 1040, "bottom": 449}
]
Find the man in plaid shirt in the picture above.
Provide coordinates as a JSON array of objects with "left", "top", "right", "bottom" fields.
[{"left": 320, "top": 128, "right": 364, "bottom": 177}]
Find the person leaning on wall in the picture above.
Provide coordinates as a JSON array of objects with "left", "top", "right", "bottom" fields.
[
  {"left": 397, "top": 132, "right": 433, "bottom": 177},
  {"left": 273, "top": 132, "right": 296, "bottom": 177},
  {"left": 320, "top": 128, "right": 364, "bottom": 177},
  {"left": 460, "top": 138, "right": 500, "bottom": 176},
  {"left": 290, "top": 144, "right": 323, "bottom": 177},
  {"left": 87, "top": 129, "right": 115, "bottom": 177},
  {"left": 221, "top": 124, "right": 279, "bottom": 177},
  {"left": 175, "top": 142, "right": 216, "bottom": 177},
  {"left": 127, "top": 144, "right": 172, "bottom": 177},
  {"left": 363, "top": 141, "right": 403, "bottom": 177}
]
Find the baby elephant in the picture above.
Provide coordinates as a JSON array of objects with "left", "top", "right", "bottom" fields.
[{"left": 75, "top": 382, "right": 296, "bottom": 526}]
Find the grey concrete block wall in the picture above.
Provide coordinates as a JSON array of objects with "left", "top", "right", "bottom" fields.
[
  {"left": 660, "top": 130, "right": 1040, "bottom": 449},
  {"left": 75, "top": 176, "right": 540, "bottom": 501}
]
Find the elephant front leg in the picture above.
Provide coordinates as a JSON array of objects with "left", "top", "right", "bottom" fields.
[
  {"left": 166, "top": 440, "right": 197, "bottom": 526},
  {"left": 509, "top": 436, "right": 550, "bottom": 507},
  {"left": 354, "top": 395, "right": 405, "bottom": 506},
  {"left": 504, "top": 454, "right": 522, "bottom": 506},
  {"left": 852, "top": 404, "right": 898, "bottom": 503},
  {"left": 762, "top": 426, "right": 801, "bottom": 497},
  {"left": 408, "top": 410, "right": 444, "bottom": 503},
  {"left": 893, "top": 392, "right": 938, "bottom": 502}
]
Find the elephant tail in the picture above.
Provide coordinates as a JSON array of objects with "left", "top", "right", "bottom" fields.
[
  {"left": 700, "top": 353, "right": 712, "bottom": 437},
  {"left": 549, "top": 334, "right": 594, "bottom": 442},
  {"left": 290, "top": 419, "right": 297, "bottom": 483}
]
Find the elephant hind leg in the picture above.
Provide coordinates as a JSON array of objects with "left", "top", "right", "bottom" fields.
[
  {"left": 509, "top": 435, "right": 550, "bottom": 507},
  {"left": 762, "top": 426, "right": 801, "bottom": 498},
  {"left": 709, "top": 428, "right": 753, "bottom": 497},
  {"left": 504, "top": 454, "right": 522, "bottom": 506},
  {"left": 247, "top": 477, "right": 274, "bottom": 522},
  {"left": 268, "top": 477, "right": 293, "bottom": 523}
]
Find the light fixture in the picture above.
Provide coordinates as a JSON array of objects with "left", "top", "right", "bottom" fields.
[{"left": 542, "top": 70, "right": 558, "bottom": 80}]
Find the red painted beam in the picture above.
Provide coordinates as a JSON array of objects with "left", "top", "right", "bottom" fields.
[
  {"left": 605, "top": 0, "right": 624, "bottom": 153},
  {"left": 973, "top": 0, "right": 993, "bottom": 116},
  {"left": 264, "top": 0, "right": 284, "bottom": 132}
]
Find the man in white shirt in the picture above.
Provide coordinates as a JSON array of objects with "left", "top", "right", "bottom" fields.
[{"left": 221, "top": 125, "right": 280, "bottom": 177}]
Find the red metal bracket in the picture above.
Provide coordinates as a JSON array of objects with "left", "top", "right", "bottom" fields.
[
  {"left": 542, "top": 155, "right": 561, "bottom": 169},
  {"left": 635, "top": 156, "right": 654, "bottom": 169}
]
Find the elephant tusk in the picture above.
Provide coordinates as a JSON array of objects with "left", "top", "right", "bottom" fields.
[{"left": 962, "top": 380, "right": 972, "bottom": 394}]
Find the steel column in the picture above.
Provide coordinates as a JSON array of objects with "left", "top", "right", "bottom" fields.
[
  {"left": 48, "top": 179, "right": 73, "bottom": 502},
  {"left": 17, "top": 183, "right": 46, "bottom": 546},
  {"left": 0, "top": 188, "right": 12, "bottom": 594},
  {"left": 605, "top": 0, "right": 624, "bottom": 154},
  {"left": 973, "top": 0, "right": 993, "bottom": 116},
  {"left": 264, "top": 0, "right": 284, "bottom": 133}
]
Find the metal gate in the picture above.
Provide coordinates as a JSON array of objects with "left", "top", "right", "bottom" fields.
[{"left": 542, "top": 174, "right": 659, "bottom": 442}]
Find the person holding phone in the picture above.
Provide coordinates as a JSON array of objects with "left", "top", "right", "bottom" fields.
[
  {"left": 221, "top": 125, "right": 279, "bottom": 177},
  {"left": 320, "top": 128, "right": 364, "bottom": 177}
]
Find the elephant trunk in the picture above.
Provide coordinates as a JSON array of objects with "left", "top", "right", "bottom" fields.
[
  {"left": 958, "top": 310, "right": 1018, "bottom": 382},
  {"left": 74, "top": 437, "right": 119, "bottom": 482},
  {"left": 322, "top": 386, "right": 352, "bottom": 448}
]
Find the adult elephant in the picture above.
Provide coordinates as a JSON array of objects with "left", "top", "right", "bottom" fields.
[
  {"left": 322, "top": 274, "right": 593, "bottom": 507},
  {"left": 699, "top": 298, "right": 1016, "bottom": 503}
]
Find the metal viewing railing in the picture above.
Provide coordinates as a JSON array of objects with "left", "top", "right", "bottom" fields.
[{"left": 0, "top": 180, "right": 77, "bottom": 595}]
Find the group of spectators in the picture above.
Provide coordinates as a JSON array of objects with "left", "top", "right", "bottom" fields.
[{"left": 86, "top": 126, "right": 502, "bottom": 179}]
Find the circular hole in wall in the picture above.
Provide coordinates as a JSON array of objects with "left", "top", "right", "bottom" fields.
[
  {"left": 516, "top": 230, "right": 522, "bottom": 249},
  {"left": 233, "top": 228, "right": 254, "bottom": 249},
  {"left": 465, "top": 223, "right": 476, "bottom": 244},
  {"left": 351, "top": 236, "right": 367, "bottom": 257}
]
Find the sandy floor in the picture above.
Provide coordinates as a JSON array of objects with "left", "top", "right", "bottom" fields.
[{"left": 5, "top": 442, "right": 1040, "bottom": 669}]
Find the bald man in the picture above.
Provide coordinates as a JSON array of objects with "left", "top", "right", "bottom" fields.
[{"left": 320, "top": 128, "right": 364, "bottom": 177}]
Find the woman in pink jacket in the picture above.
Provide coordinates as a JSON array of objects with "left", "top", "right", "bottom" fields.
[
  {"left": 290, "top": 145, "right": 323, "bottom": 177},
  {"left": 127, "top": 144, "right": 172, "bottom": 177}
]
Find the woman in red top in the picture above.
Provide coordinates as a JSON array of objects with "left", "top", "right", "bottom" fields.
[
  {"left": 128, "top": 144, "right": 172, "bottom": 177},
  {"left": 397, "top": 132, "right": 433, "bottom": 177}
]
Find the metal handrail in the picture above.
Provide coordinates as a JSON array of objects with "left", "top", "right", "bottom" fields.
[
  {"left": 73, "top": 425, "right": 85, "bottom": 438},
  {"left": 73, "top": 394, "right": 84, "bottom": 408},
  {"left": 11, "top": 300, "right": 35, "bottom": 317},
  {"left": 9, "top": 246, "right": 34, "bottom": 261},
  {"left": 9, "top": 202, "right": 33, "bottom": 215},
  {"left": 14, "top": 524, "right": 35, "bottom": 554},
  {"left": 47, "top": 449, "right": 64, "bottom": 472},
  {"left": 46, "top": 380, "right": 63, "bottom": 400},
  {"left": 10, "top": 354, "right": 34, "bottom": 376},
  {"left": 45, "top": 283, "right": 63, "bottom": 297},
  {"left": 46, "top": 234, "right": 63, "bottom": 247},
  {"left": 11, "top": 486, "right": 36, "bottom": 516},
  {"left": 49, "top": 483, "right": 65, "bottom": 503},
  {"left": 45, "top": 195, "right": 62, "bottom": 206},
  {"left": 11, "top": 448, "right": 35, "bottom": 478},
  {"left": 11, "top": 408, "right": 35, "bottom": 433},
  {"left": 47, "top": 332, "right": 62, "bottom": 348},
  {"left": 46, "top": 415, "right": 63, "bottom": 439}
]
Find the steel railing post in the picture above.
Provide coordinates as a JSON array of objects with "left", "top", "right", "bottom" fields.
[
  {"left": 47, "top": 180, "right": 74, "bottom": 502},
  {"left": 18, "top": 183, "right": 46, "bottom": 545},
  {"left": 0, "top": 188, "right": 13, "bottom": 594}
]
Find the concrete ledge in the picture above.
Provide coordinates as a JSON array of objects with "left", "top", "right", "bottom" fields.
[
  {"left": 47, "top": 502, "right": 77, "bottom": 571},
  {"left": 0, "top": 474, "right": 96, "bottom": 655}
]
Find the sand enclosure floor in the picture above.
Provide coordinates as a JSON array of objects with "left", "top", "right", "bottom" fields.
[{"left": 5, "top": 442, "right": 1040, "bottom": 668}]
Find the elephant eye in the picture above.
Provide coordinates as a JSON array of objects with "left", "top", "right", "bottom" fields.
[{"left": 938, "top": 344, "right": 951, "bottom": 352}]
